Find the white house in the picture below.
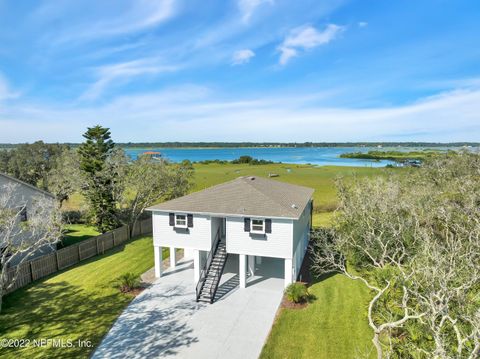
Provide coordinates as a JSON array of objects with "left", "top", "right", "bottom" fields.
[
  {"left": 0, "top": 172, "right": 57, "bottom": 264},
  {"left": 147, "top": 176, "right": 313, "bottom": 303}
]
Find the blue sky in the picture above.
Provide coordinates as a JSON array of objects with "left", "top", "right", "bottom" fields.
[{"left": 0, "top": 0, "right": 479, "bottom": 143}]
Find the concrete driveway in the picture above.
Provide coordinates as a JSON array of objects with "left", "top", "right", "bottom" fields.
[{"left": 93, "top": 256, "right": 284, "bottom": 359}]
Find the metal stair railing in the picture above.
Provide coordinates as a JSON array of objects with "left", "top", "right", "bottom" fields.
[
  {"left": 195, "top": 228, "right": 220, "bottom": 301},
  {"left": 206, "top": 245, "right": 228, "bottom": 303}
]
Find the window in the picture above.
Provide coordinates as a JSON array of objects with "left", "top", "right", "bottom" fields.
[
  {"left": 19, "top": 207, "right": 28, "bottom": 222},
  {"left": 251, "top": 219, "right": 264, "bottom": 233},
  {"left": 175, "top": 214, "right": 187, "bottom": 228}
]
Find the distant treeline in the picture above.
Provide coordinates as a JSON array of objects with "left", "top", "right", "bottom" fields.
[
  {"left": 1, "top": 142, "right": 479, "bottom": 149},
  {"left": 340, "top": 150, "right": 448, "bottom": 161},
  {"left": 195, "top": 156, "right": 275, "bottom": 165}
]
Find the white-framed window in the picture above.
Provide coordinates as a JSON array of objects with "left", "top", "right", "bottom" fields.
[
  {"left": 175, "top": 214, "right": 187, "bottom": 228},
  {"left": 251, "top": 219, "right": 265, "bottom": 233}
]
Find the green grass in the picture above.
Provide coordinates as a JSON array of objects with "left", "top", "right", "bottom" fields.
[
  {"left": 61, "top": 224, "right": 100, "bottom": 247},
  {"left": 260, "top": 273, "right": 374, "bottom": 359},
  {"left": 192, "top": 163, "right": 386, "bottom": 226},
  {"left": 62, "top": 163, "right": 387, "bottom": 227},
  {"left": 62, "top": 192, "right": 86, "bottom": 211},
  {"left": 0, "top": 236, "right": 165, "bottom": 359},
  {"left": 313, "top": 211, "right": 335, "bottom": 227}
]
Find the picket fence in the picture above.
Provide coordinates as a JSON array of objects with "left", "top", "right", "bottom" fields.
[{"left": 5, "top": 218, "right": 153, "bottom": 294}]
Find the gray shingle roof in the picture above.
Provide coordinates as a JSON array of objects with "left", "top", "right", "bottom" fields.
[
  {"left": 147, "top": 176, "right": 314, "bottom": 219},
  {"left": 0, "top": 172, "right": 55, "bottom": 198}
]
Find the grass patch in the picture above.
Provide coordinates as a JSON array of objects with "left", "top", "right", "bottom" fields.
[
  {"left": 260, "top": 273, "right": 374, "bottom": 359},
  {"left": 192, "top": 163, "right": 386, "bottom": 226},
  {"left": 0, "top": 236, "right": 165, "bottom": 359},
  {"left": 63, "top": 163, "right": 386, "bottom": 216},
  {"left": 61, "top": 224, "right": 100, "bottom": 247},
  {"left": 62, "top": 192, "right": 87, "bottom": 212},
  {"left": 313, "top": 212, "right": 335, "bottom": 227}
]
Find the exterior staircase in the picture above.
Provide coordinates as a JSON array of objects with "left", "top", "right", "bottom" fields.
[{"left": 196, "top": 240, "right": 228, "bottom": 303}]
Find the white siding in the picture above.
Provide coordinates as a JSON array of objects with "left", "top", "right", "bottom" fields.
[
  {"left": 152, "top": 212, "right": 212, "bottom": 251},
  {"left": 292, "top": 200, "right": 312, "bottom": 280},
  {"left": 226, "top": 216, "right": 293, "bottom": 259},
  {"left": 0, "top": 175, "right": 56, "bottom": 264}
]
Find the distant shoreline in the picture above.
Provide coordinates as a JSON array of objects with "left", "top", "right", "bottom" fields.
[{"left": 1, "top": 142, "right": 478, "bottom": 149}]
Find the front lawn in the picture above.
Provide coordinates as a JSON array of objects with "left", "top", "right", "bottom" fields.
[
  {"left": 260, "top": 273, "right": 374, "bottom": 359},
  {"left": 0, "top": 236, "right": 164, "bottom": 358}
]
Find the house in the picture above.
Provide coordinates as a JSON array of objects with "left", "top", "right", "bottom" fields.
[
  {"left": 142, "top": 151, "right": 162, "bottom": 161},
  {"left": 0, "top": 172, "right": 57, "bottom": 264},
  {"left": 147, "top": 176, "right": 314, "bottom": 303}
]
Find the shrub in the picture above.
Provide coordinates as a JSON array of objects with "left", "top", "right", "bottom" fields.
[
  {"left": 285, "top": 282, "right": 309, "bottom": 303},
  {"left": 62, "top": 210, "right": 87, "bottom": 224},
  {"left": 230, "top": 156, "right": 274, "bottom": 165},
  {"left": 117, "top": 272, "right": 141, "bottom": 293}
]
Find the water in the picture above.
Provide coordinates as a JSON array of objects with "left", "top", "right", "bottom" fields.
[{"left": 124, "top": 146, "right": 403, "bottom": 167}]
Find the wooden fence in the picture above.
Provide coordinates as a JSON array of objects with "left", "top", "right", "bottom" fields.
[{"left": 5, "top": 218, "right": 152, "bottom": 294}]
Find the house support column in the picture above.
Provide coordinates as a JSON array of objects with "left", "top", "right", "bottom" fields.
[
  {"left": 256, "top": 256, "right": 262, "bottom": 265},
  {"left": 169, "top": 247, "right": 176, "bottom": 268},
  {"left": 193, "top": 249, "right": 201, "bottom": 284},
  {"left": 284, "top": 258, "right": 293, "bottom": 288},
  {"left": 154, "top": 246, "right": 163, "bottom": 278},
  {"left": 184, "top": 248, "right": 194, "bottom": 259},
  {"left": 248, "top": 255, "right": 255, "bottom": 277},
  {"left": 239, "top": 254, "right": 246, "bottom": 289}
]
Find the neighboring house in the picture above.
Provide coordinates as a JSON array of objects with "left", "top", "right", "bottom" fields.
[
  {"left": 147, "top": 176, "right": 314, "bottom": 303},
  {"left": 0, "top": 172, "right": 57, "bottom": 264}
]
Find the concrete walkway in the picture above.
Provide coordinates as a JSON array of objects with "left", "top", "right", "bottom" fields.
[{"left": 93, "top": 256, "right": 284, "bottom": 359}]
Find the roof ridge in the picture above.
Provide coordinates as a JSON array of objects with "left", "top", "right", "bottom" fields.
[
  {"left": 242, "top": 176, "right": 299, "bottom": 213},
  {"left": 0, "top": 172, "right": 55, "bottom": 198},
  {"left": 240, "top": 177, "right": 287, "bottom": 211}
]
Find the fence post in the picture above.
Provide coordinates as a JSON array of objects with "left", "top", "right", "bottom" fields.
[
  {"left": 55, "top": 251, "right": 60, "bottom": 271},
  {"left": 29, "top": 261, "right": 34, "bottom": 282},
  {"left": 113, "top": 230, "right": 117, "bottom": 247},
  {"left": 127, "top": 225, "right": 131, "bottom": 240},
  {"left": 78, "top": 244, "right": 81, "bottom": 261},
  {"left": 96, "top": 237, "right": 100, "bottom": 255}
]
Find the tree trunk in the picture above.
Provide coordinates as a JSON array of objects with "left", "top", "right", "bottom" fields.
[
  {"left": 372, "top": 332, "right": 383, "bottom": 359},
  {"left": 0, "top": 267, "right": 5, "bottom": 313},
  {"left": 131, "top": 217, "right": 137, "bottom": 238}
]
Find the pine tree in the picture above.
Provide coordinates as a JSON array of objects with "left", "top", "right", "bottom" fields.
[{"left": 78, "top": 125, "right": 118, "bottom": 232}]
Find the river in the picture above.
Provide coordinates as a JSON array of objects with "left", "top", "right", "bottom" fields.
[{"left": 123, "top": 146, "right": 405, "bottom": 167}]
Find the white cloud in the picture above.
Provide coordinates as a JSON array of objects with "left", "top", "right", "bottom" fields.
[
  {"left": 1, "top": 86, "right": 479, "bottom": 143},
  {"left": 238, "top": 0, "right": 274, "bottom": 23},
  {"left": 358, "top": 21, "right": 368, "bottom": 28},
  {"left": 0, "top": 74, "right": 20, "bottom": 101},
  {"left": 79, "top": 59, "right": 179, "bottom": 101},
  {"left": 278, "top": 24, "right": 345, "bottom": 65},
  {"left": 232, "top": 49, "right": 255, "bottom": 65},
  {"left": 278, "top": 47, "right": 298, "bottom": 67},
  {"left": 41, "top": 0, "right": 177, "bottom": 44}
]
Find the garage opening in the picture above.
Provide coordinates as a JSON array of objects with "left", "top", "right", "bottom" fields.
[{"left": 214, "top": 254, "right": 285, "bottom": 301}]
